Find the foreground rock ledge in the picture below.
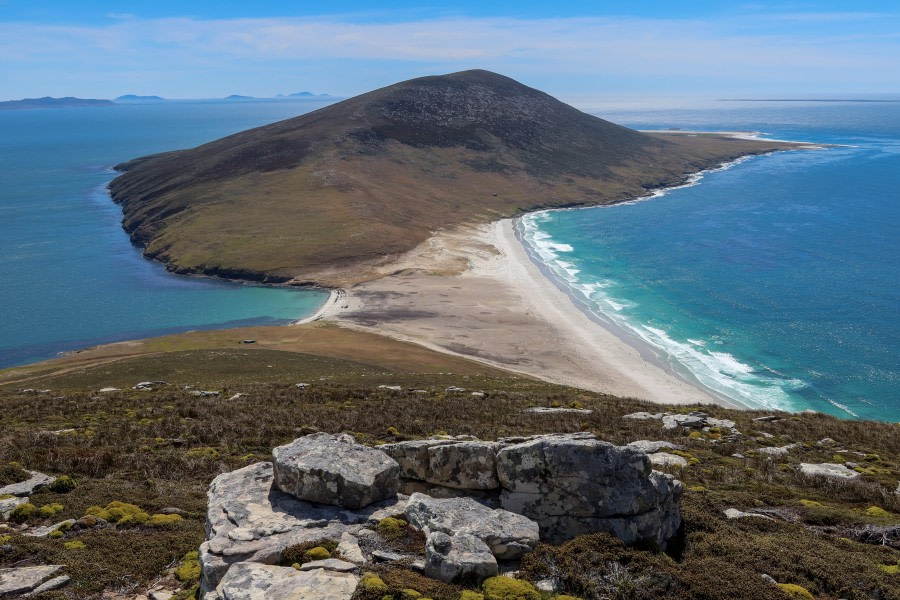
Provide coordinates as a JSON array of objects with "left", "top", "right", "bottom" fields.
[{"left": 199, "top": 432, "right": 682, "bottom": 597}]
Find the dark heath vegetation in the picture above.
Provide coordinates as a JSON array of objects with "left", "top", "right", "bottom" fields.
[{"left": 1, "top": 323, "right": 897, "bottom": 599}]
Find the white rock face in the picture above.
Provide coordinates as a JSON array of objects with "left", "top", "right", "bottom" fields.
[
  {"left": 381, "top": 439, "right": 501, "bottom": 490},
  {"left": 272, "top": 433, "right": 400, "bottom": 509},
  {"left": 405, "top": 493, "right": 539, "bottom": 559},
  {"left": 0, "top": 471, "right": 55, "bottom": 497},
  {"left": 496, "top": 433, "right": 682, "bottom": 547},
  {"left": 649, "top": 453, "right": 688, "bottom": 469},
  {"left": 200, "top": 461, "right": 404, "bottom": 593},
  {"left": 216, "top": 562, "right": 358, "bottom": 600},
  {"left": 0, "top": 565, "right": 64, "bottom": 596},
  {"left": 798, "top": 463, "right": 861, "bottom": 480},
  {"left": 425, "top": 532, "right": 498, "bottom": 584}
]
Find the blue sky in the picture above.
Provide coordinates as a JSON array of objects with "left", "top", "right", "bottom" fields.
[{"left": 2, "top": 1, "right": 899, "bottom": 99}]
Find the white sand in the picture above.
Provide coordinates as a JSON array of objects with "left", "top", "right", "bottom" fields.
[{"left": 331, "top": 219, "right": 725, "bottom": 406}]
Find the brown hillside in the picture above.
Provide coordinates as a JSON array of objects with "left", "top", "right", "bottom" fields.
[{"left": 109, "top": 70, "right": 797, "bottom": 286}]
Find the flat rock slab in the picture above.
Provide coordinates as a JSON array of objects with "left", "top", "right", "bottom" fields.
[
  {"left": 757, "top": 443, "right": 801, "bottom": 457},
  {"left": 25, "top": 519, "right": 76, "bottom": 538},
  {"left": 217, "top": 562, "right": 358, "bottom": 600},
  {"left": 0, "top": 471, "right": 55, "bottom": 497},
  {"left": 799, "top": 463, "right": 861, "bottom": 480},
  {"left": 272, "top": 433, "right": 399, "bottom": 509},
  {"left": 622, "top": 412, "right": 665, "bottom": 420},
  {"left": 627, "top": 440, "right": 679, "bottom": 454},
  {"left": 298, "top": 559, "right": 357, "bottom": 573},
  {"left": 724, "top": 508, "right": 774, "bottom": 521},
  {"left": 405, "top": 493, "right": 539, "bottom": 559},
  {"left": 425, "top": 531, "right": 498, "bottom": 584},
  {"left": 0, "top": 565, "right": 64, "bottom": 596},
  {"left": 201, "top": 461, "right": 405, "bottom": 592},
  {"left": 25, "top": 575, "right": 71, "bottom": 597}
]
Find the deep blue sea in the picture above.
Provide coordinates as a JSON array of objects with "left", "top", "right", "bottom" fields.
[
  {"left": 0, "top": 99, "right": 335, "bottom": 369},
  {"left": 521, "top": 99, "right": 900, "bottom": 421}
]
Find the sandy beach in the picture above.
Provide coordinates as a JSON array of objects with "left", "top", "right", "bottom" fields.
[{"left": 330, "top": 218, "right": 726, "bottom": 406}]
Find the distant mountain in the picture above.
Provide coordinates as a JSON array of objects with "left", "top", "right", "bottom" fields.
[
  {"left": 115, "top": 95, "right": 166, "bottom": 103},
  {"left": 224, "top": 95, "right": 254, "bottom": 100},
  {"left": 281, "top": 91, "right": 333, "bottom": 98},
  {"left": 0, "top": 97, "right": 115, "bottom": 110},
  {"left": 109, "top": 70, "right": 796, "bottom": 286}
]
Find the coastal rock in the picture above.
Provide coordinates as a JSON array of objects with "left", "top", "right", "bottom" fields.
[
  {"left": 297, "top": 559, "right": 357, "bottom": 573},
  {"left": 524, "top": 407, "right": 593, "bottom": 415},
  {"left": 272, "top": 433, "right": 400, "bottom": 509},
  {"left": 200, "top": 461, "right": 403, "bottom": 592},
  {"left": 0, "top": 470, "right": 55, "bottom": 497},
  {"left": 706, "top": 418, "right": 737, "bottom": 429},
  {"left": 753, "top": 415, "right": 782, "bottom": 423},
  {"left": 662, "top": 413, "right": 706, "bottom": 430},
  {"left": 24, "top": 519, "right": 76, "bottom": 538},
  {"left": 0, "top": 565, "right": 64, "bottom": 597},
  {"left": 24, "top": 575, "right": 70, "bottom": 597},
  {"left": 0, "top": 496, "right": 28, "bottom": 520},
  {"left": 757, "top": 443, "right": 801, "bottom": 457},
  {"left": 496, "top": 433, "right": 682, "bottom": 547},
  {"left": 425, "top": 532, "right": 498, "bottom": 584},
  {"left": 724, "top": 508, "right": 774, "bottom": 521},
  {"left": 405, "top": 493, "right": 539, "bottom": 559},
  {"left": 622, "top": 412, "right": 664, "bottom": 420},
  {"left": 335, "top": 532, "right": 365, "bottom": 564},
  {"left": 627, "top": 440, "right": 679, "bottom": 454},
  {"left": 381, "top": 439, "right": 501, "bottom": 490},
  {"left": 216, "top": 562, "right": 358, "bottom": 600},
  {"left": 817, "top": 437, "right": 838, "bottom": 447},
  {"left": 649, "top": 453, "right": 688, "bottom": 469},
  {"left": 798, "top": 463, "right": 861, "bottom": 480}
]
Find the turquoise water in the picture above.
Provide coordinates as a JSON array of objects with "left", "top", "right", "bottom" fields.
[
  {"left": 520, "top": 100, "right": 900, "bottom": 421},
  {"left": 0, "top": 100, "right": 335, "bottom": 368}
]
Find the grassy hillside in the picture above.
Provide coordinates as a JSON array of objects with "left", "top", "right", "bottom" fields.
[
  {"left": 108, "top": 71, "right": 799, "bottom": 286},
  {"left": 1, "top": 331, "right": 897, "bottom": 599}
]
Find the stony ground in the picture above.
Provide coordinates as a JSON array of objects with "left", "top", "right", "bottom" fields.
[{"left": 1, "top": 348, "right": 898, "bottom": 599}]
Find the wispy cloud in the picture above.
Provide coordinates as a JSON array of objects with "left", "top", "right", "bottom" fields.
[{"left": 1, "top": 12, "right": 898, "bottom": 98}]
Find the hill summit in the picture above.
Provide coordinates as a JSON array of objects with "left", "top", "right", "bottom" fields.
[{"left": 109, "top": 70, "right": 793, "bottom": 286}]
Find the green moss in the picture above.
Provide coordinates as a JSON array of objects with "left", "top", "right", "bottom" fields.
[
  {"left": 0, "top": 535, "right": 10, "bottom": 544},
  {"left": 186, "top": 446, "right": 220, "bottom": 459},
  {"left": 460, "top": 592, "right": 485, "bottom": 600},
  {"left": 0, "top": 462, "right": 29, "bottom": 486},
  {"left": 48, "top": 530, "right": 64, "bottom": 539},
  {"left": 87, "top": 501, "right": 148, "bottom": 524},
  {"left": 10, "top": 502, "right": 36, "bottom": 523},
  {"left": 878, "top": 564, "right": 899, "bottom": 575},
  {"left": 64, "top": 540, "right": 86, "bottom": 550},
  {"left": 175, "top": 550, "right": 201, "bottom": 583},
  {"left": 303, "top": 546, "right": 331, "bottom": 561},
  {"left": 377, "top": 517, "right": 409, "bottom": 540},
  {"left": 360, "top": 572, "right": 389, "bottom": 592},
  {"left": 481, "top": 577, "right": 540, "bottom": 600},
  {"left": 865, "top": 506, "right": 892, "bottom": 518},
  {"left": 776, "top": 583, "right": 815, "bottom": 600},
  {"left": 147, "top": 513, "right": 183, "bottom": 527},
  {"left": 798, "top": 499, "right": 822, "bottom": 507},
  {"left": 554, "top": 596, "right": 582, "bottom": 600},
  {"left": 280, "top": 538, "right": 339, "bottom": 566},
  {"left": 387, "top": 426, "right": 401, "bottom": 437},
  {"left": 38, "top": 503, "right": 64, "bottom": 518},
  {"left": 400, "top": 590, "right": 423, "bottom": 599},
  {"left": 49, "top": 475, "right": 78, "bottom": 493}
]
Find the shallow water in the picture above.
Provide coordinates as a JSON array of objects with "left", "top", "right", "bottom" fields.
[
  {"left": 0, "top": 99, "right": 334, "bottom": 368},
  {"left": 521, "top": 100, "right": 900, "bottom": 421}
]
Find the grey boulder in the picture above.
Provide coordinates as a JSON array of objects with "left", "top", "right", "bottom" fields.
[
  {"left": 0, "top": 471, "right": 55, "bottom": 497},
  {"left": 496, "top": 433, "right": 682, "bottom": 547},
  {"left": 405, "top": 493, "right": 539, "bottom": 559},
  {"left": 627, "top": 440, "right": 679, "bottom": 454},
  {"left": 425, "top": 532, "right": 498, "bottom": 584},
  {"left": 381, "top": 439, "right": 501, "bottom": 490},
  {"left": 272, "top": 433, "right": 400, "bottom": 509},
  {"left": 798, "top": 463, "right": 861, "bottom": 480},
  {"left": 0, "top": 565, "right": 64, "bottom": 597}
]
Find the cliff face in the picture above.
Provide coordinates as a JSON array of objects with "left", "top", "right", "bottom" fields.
[{"left": 108, "top": 70, "right": 795, "bottom": 286}]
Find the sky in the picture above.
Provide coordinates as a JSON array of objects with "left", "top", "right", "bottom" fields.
[{"left": 2, "top": 0, "right": 899, "bottom": 100}]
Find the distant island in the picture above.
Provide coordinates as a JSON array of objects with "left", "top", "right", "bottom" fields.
[
  {"left": 276, "top": 91, "right": 333, "bottom": 98},
  {"left": 225, "top": 94, "right": 254, "bottom": 100},
  {"left": 115, "top": 94, "right": 166, "bottom": 102},
  {"left": 0, "top": 96, "right": 115, "bottom": 110}
]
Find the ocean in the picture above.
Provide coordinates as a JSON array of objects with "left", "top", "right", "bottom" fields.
[
  {"left": 520, "top": 99, "right": 900, "bottom": 421},
  {"left": 0, "top": 99, "right": 334, "bottom": 369}
]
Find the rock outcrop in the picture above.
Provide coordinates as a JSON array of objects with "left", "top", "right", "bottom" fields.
[
  {"left": 405, "top": 493, "right": 539, "bottom": 559},
  {"left": 272, "top": 433, "right": 400, "bottom": 509},
  {"left": 497, "top": 433, "right": 682, "bottom": 547},
  {"left": 798, "top": 463, "right": 861, "bottom": 480},
  {"left": 198, "top": 431, "right": 684, "bottom": 597},
  {"left": 0, "top": 565, "right": 65, "bottom": 597}
]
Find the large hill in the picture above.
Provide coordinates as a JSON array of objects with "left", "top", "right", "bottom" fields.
[{"left": 109, "top": 70, "right": 795, "bottom": 286}]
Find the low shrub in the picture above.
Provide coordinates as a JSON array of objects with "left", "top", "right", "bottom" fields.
[
  {"left": 0, "top": 462, "right": 29, "bottom": 486},
  {"left": 360, "top": 572, "right": 389, "bottom": 592},
  {"left": 64, "top": 540, "right": 86, "bottom": 550},
  {"left": 281, "top": 538, "right": 339, "bottom": 566},
  {"left": 38, "top": 503, "right": 64, "bottom": 518},
  {"left": 303, "top": 546, "right": 331, "bottom": 561},
  {"left": 49, "top": 475, "right": 78, "bottom": 493},
  {"left": 10, "top": 502, "right": 36, "bottom": 522},
  {"left": 377, "top": 517, "right": 409, "bottom": 540},
  {"left": 175, "top": 550, "right": 201, "bottom": 583},
  {"left": 147, "top": 513, "right": 183, "bottom": 527}
]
